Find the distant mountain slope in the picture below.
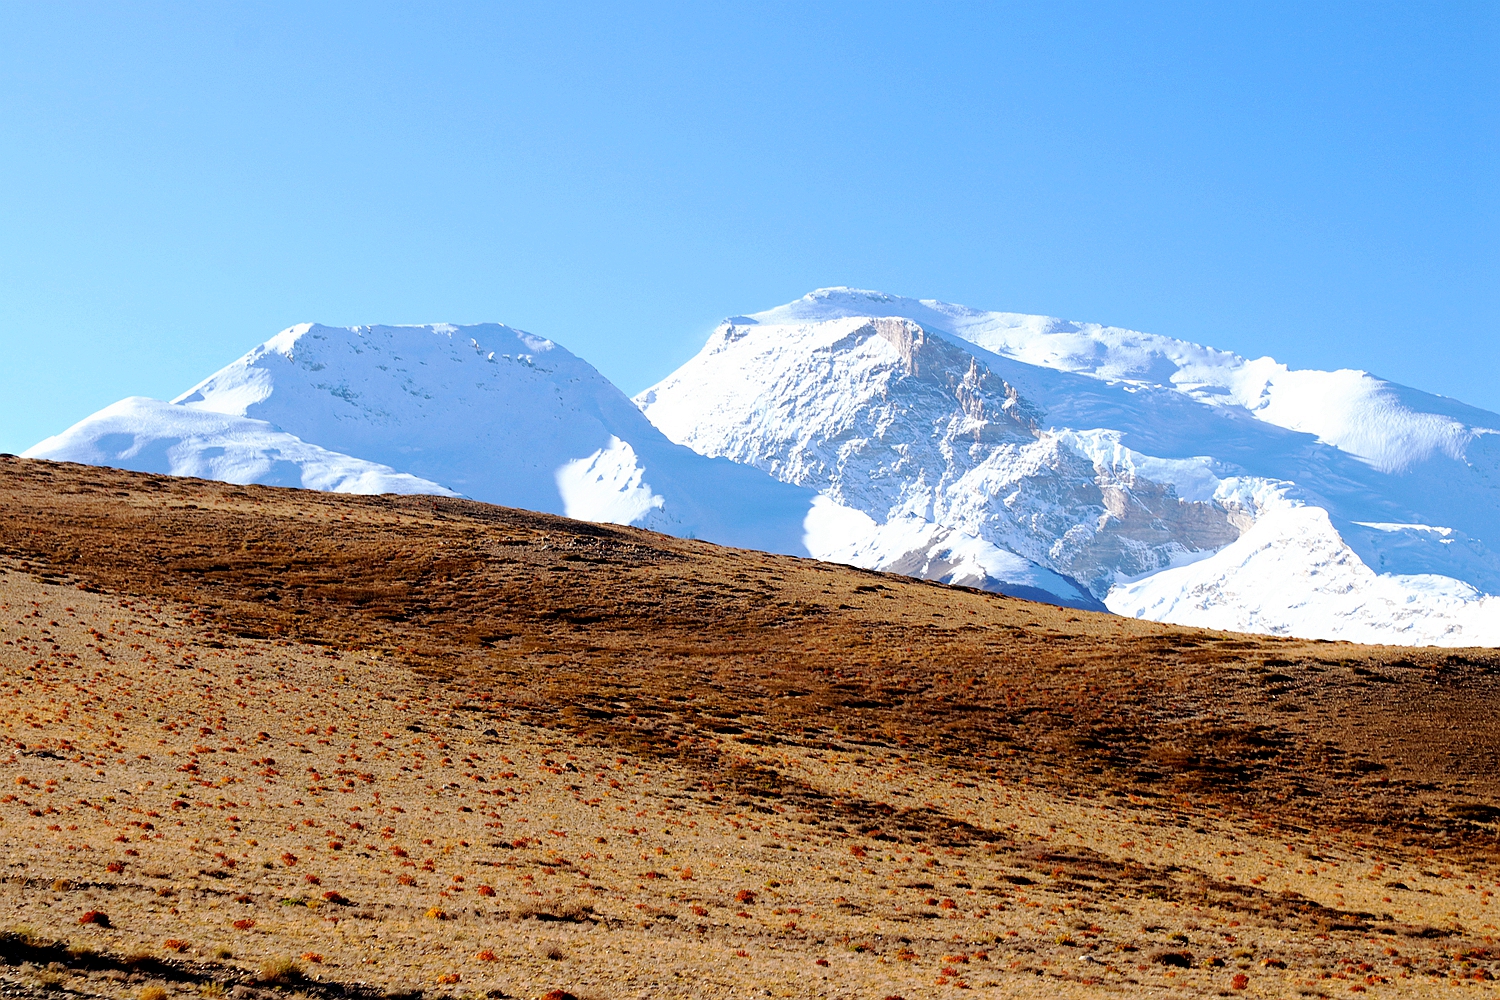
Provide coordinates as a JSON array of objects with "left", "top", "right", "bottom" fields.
[
  {"left": 638, "top": 288, "right": 1500, "bottom": 645},
  {"left": 26, "top": 323, "right": 821, "bottom": 557},
  {"left": 25, "top": 396, "right": 457, "bottom": 497}
]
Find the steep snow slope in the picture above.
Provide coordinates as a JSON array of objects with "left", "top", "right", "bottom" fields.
[
  {"left": 638, "top": 288, "right": 1500, "bottom": 645},
  {"left": 28, "top": 323, "right": 821, "bottom": 557}
]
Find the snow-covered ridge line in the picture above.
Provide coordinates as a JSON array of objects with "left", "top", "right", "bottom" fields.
[
  {"left": 25, "top": 396, "right": 458, "bottom": 496},
  {"left": 748, "top": 287, "right": 1496, "bottom": 475}
]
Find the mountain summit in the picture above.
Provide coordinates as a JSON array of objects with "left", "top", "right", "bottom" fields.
[
  {"left": 638, "top": 288, "right": 1500, "bottom": 646},
  {"left": 25, "top": 322, "right": 821, "bottom": 557}
]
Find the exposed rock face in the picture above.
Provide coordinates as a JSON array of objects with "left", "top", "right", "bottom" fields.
[
  {"left": 1064, "top": 464, "right": 1243, "bottom": 596},
  {"left": 643, "top": 313, "right": 1239, "bottom": 602}
]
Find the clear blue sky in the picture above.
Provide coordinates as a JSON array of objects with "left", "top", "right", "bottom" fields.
[{"left": 2, "top": 2, "right": 1496, "bottom": 453}]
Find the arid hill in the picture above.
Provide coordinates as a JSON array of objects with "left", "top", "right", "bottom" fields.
[{"left": 0, "top": 456, "right": 1496, "bottom": 999}]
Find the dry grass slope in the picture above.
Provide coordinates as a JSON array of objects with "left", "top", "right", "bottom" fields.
[{"left": 0, "top": 456, "right": 1496, "bottom": 999}]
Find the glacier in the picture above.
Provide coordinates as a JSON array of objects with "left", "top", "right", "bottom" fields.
[{"left": 637, "top": 288, "right": 1500, "bottom": 646}]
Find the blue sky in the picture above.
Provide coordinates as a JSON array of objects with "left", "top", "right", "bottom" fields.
[{"left": 1, "top": 2, "right": 1496, "bottom": 453}]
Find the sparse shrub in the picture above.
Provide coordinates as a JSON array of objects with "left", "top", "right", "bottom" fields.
[
  {"left": 199, "top": 983, "right": 225, "bottom": 998},
  {"left": 257, "top": 956, "right": 303, "bottom": 985},
  {"left": 106, "top": 861, "right": 125, "bottom": 874},
  {"left": 301, "top": 953, "right": 322, "bottom": 964},
  {"left": 734, "top": 889, "right": 756, "bottom": 904},
  {"left": 544, "top": 946, "right": 564, "bottom": 961},
  {"left": 426, "top": 907, "right": 449, "bottom": 920},
  {"left": 162, "top": 939, "right": 188, "bottom": 952},
  {"left": 213, "top": 949, "right": 233, "bottom": 960},
  {"left": 1150, "top": 949, "right": 1193, "bottom": 968},
  {"left": 435, "top": 973, "right": 460, "bottom": 984},
  {"left": 541, "top": 992, "right": 577, "bottom": 1000},
  {"left": 322, "top": 891, "right": 349, "bottom": 905},
  {"left": 510, "top": 903, "right": 592, "bottom": 923},
  {"left": 31, "top": 969, "right": 65, "bottom": 991},
  {"left": 232, "top": 919, "right": 255, "bottom": 930},
  {"left": 139, "top": 985, "right": 168, "bottom": 1000},
  {"left": 79, "top": 910, "right": 111, "bottom": 927},
  {"left": 476, "top": 885, "right": 495, "bottom": 897},
  {"left": 397, "top": 874, "right": 415, "bottom": 886},
  {"left": 52, "top": 879, "right": 72, "bottom": 892},
  {"left": 474, "top": 949, "right": 497, "bottom": 962}
]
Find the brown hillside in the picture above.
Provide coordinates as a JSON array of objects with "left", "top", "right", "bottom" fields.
[{"left": 0, "top": 456, "right": 1496, "bottom": 999}]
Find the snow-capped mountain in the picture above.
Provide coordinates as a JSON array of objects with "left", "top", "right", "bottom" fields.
[
  {"left": 25, "top": 296, "right": 1500, "bottom": 645},
  {"left": 638, "top": 288, "right": 1500, "bottom": 646},
  {"left": 25, "top": 323, "right": 821, "bottom": 557}
]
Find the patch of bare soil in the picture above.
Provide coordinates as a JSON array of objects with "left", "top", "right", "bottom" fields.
[{"left": 0, "top": 456, "right": 1496, "bottom": 999}]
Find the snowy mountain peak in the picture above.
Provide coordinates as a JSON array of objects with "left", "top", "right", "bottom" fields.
[
  {"left": 744, "top": 289, "right": 1500, "bottom": 478},
  {"left": 174, "top": 322, "right": 572, "bottom": 425},
  {"left": 27, "top": 320, "right": 824, "bottom": 558},
  {"left": 639, "top": 289, "right": 1500, "bottom": 646}
]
